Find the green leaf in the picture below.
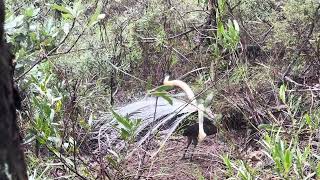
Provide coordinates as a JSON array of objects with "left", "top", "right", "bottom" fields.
[
  {"left": 93, "top": 14, "right": 105, "bottom": 26},
  {"left": 88, "top": 2, "right": 105, "bottom": 27},
  {"left": 89, "top": 6, "right": 100, "bottom": 25},
  {"left": 259, "top": 124, "right": 284, "bottom": 132},
  {"left": 274, "top": 156, "right": 282, "bottom": 173},
  {"left": 258, "top": 124, "right": 273, "bottom": 130},
  {"left": 317, "top": 162, "right": 320, "bottom": 178},
  {"left": 284, "top": 149, "right": 292, "bottom": 175},
  {"left": 279, "top": 84, "right": 286, "bottom": 103},
  {"left": 24, "top": 7, "right": 40, "bottom": 17},
  {"left": 218, "top": 0, "right": 226, "bottom": 15},
  {"left": 111, "top": 109, "right": 131, "bottom": 129},
  {"left": 107, "top": 156, "right": 117, "bottom": 168},
  {"left": 304, "top": 113, "right": 311, "bottom": 126},
  {"left": 51, "top": 4, "right": 72, "bottom": 15},
  {"left": 303, "top": 145, "right": 310, "bottom": 159},
  {"left": 217, "top": 20, "right": 225, "bottom": 40},
  {"left": 120, "top": 129, "right": 130, "bottom": 140},
  {"left": 62, "top": 13, "right": 74, "bottom": 19},
  {"left": 153, "top": 85, "right": 173, "bottom": 92},
  {"left": 154, "top": 92, "right": 173, "bottom": 105},
  {"left": 222, "top": 155, "right": 233, "bottom": 176}
]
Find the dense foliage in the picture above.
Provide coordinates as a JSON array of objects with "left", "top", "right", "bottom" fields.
[{"left": 5, "top": 0, "right": 320, "bottom": 179}]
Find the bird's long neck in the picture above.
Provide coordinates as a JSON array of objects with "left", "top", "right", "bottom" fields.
[
  {"left": 163, "top": 76, "right": 197, "bottom": 105},
  {"left": 198, "top": 104, "right": 206, "bottom": 142},
  {"left": 163, "top": 76, "right": 207, "bottom": 142}
]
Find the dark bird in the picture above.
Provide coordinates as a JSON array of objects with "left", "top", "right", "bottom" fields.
[{"left": 163, "top": 76, "right": 217, "bottom": 160}]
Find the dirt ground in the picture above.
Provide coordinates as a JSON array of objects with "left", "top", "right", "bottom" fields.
[{"left": 123, "top": 130, "right": 260, "bottom": 180}]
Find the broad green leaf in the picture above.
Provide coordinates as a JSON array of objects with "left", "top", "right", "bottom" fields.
[
  {"left": 111, "top": 109, "right": 131, "bottom": 129},
  {"left": 153, "top": 92, "right": 173, "bottom": 105}
]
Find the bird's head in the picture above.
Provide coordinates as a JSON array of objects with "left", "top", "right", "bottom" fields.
[{"left": 198, "top": 131, "right": 207, "bottom": 142}]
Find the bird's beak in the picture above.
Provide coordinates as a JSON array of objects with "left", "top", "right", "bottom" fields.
[{"left": 198, "top": 132, "right": 207, "bottom": 142}]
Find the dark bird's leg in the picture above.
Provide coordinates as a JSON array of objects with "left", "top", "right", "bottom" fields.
[
  {"left": 190, "top": 137, "right": 198, "bottom": 161},
  {"left": 182, "top": 136, "right": 192, "bottom": 159}
]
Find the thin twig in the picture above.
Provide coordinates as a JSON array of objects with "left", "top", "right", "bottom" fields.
[{"left": 45, "top": 144, "right": 88, "bottom": 180}]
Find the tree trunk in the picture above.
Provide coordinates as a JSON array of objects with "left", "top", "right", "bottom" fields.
[{"left": 0, "top": 1, "right": 28, "bottom": 179}]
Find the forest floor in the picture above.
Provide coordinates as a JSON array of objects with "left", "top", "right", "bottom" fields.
[{"left": 123, "top": 130, "right": 270, "bottom": 179}]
